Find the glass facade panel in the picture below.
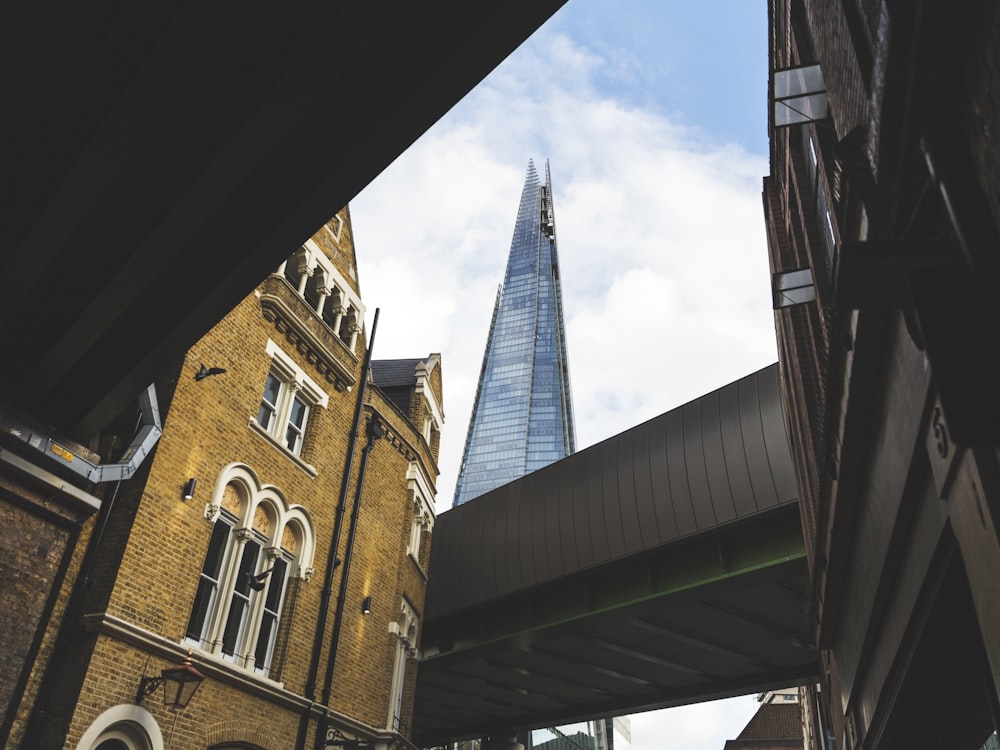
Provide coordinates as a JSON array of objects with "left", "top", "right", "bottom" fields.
[
  {"left": 451, "top": 160, "right": 610, "bottom": 750},
  {"left": 453, "top": 160, "right": 576, "bottom": 506}
]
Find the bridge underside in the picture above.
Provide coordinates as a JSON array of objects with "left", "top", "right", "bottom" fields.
[
  {"left": 416, "top": 503, "right": 814, "bottom": 745},
  {"left": 414, "top": 365, "right": 818, "bottom": 746},
  {"left": 0, "top": 0, "right": 566, "bottom": 439}
]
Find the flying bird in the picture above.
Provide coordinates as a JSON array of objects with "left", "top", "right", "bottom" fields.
[
  {"left": 195, "top": 364, "right": 227, "bottom": 381},
  {"left": 246, "top": 568, "right": 273, "bottom": 591}
]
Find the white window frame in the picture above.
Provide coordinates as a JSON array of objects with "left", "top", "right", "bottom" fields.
[
  {"left": 275, "top": 240, "right": 366, "bottom": 352},
  {"left": 75, "top": 705, "right": 163, "bottom": 750},
  {"left": 324, "top": 214, "right": 344, "bottom": 244},
  {"left": 387, "top": 598, "right": 419, "bottom": 732},
  {"left": 187, "top": 463, "right": 316, "bottom": 679},
  {"left": 405, "top": 462, "right": 435, "bottom": 566},
  {"left": 414, "top": 356, "right": 443, "bottom": 449},
  {"left": 251, "top": 341, "right": 329, "bottom": 464}
]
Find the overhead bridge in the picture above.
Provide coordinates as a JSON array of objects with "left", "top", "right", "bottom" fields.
[
  {"left": 414, "top": 364, "right": 817, "bottom": 746},
  {"left": 0, "top": 0, "right": 568, "bottom": 441}
]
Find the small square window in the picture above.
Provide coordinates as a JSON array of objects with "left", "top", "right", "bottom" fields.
[
  {"left": 254, "top": 341, "right": 329, "bottom": 462},
  {"left": 257, "top": 373, "right": 310, "bottom": 456}
]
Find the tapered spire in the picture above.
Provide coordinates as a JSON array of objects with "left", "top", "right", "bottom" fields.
[{"left": 453, "top": 160, "right": 575, "bottom": 506}]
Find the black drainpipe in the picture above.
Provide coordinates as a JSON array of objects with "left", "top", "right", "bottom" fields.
[
  {"left": 312, "top": 413, "right": 384, "bottom": 750},
  {"left": 296, "top": 308, "right": 379, "bottom": 750}
]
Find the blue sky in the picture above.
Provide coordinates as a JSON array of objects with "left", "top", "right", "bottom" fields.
[
  {"left": 351, "top": 2, "right": 776, "bottom": 748},
  {"left": 544, "top": 0, "right": 769, "bottom": 154}
]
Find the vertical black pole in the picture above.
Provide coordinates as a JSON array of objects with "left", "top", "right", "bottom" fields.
[
  {"left": 297, "top": 309, "right": 379, "bottom": 750},
  {"left": 313, "top": 416, "right": 383, "bottom": 750}
]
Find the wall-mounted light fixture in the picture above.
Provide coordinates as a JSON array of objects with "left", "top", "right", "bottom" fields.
[
  {"left": 182, "top": 478, "right": 197, "bottom": 501},
  {"left": 135, "top": 651, "right": 205, "bottom": 710},
  {"left": 361, "top": 596, "right": 372, "bottom": 615},
  {"left": 324, "top": 727, "right": 372, "bottom": 750}
]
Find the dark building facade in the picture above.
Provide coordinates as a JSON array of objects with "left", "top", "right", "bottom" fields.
[{"left": 764, "top": 0, "right": 1000, "bottom": 748}]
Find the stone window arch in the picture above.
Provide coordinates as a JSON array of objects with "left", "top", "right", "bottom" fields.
[
  {"left": 187, "top": 463, "right": 315, "bottom": 678},
  {"left": 275, "top": 240, "right": 365, "bottom": 353},
  {"left": 387, "top": 598, "right": 420, "bottom": 732},
  {"left": 75, "top": 705, "right": 163, "bottom": 750},
  {"left": 405, "top": 462, "right": 435, "bottom": 568}
]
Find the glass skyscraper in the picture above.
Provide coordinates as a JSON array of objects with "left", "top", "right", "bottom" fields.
[
  {"left": 452, "top": 160, "right": 620, "bottom": 750},
  {"left": 453, "top": 159, "right": 576, "bottom": 507}
]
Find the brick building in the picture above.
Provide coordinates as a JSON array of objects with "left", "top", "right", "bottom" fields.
[
  {"left": 765, "top": 0, "right": 1000, "bottom": 748},
  {"left": 4, "top": 210, "right": 443, "bottom": 750}
]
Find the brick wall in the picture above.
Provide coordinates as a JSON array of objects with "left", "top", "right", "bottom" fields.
[
  {"left": 52, "top": 214, "right": 440, "bottom": 749},
  {"left": 0, "top": 489, "right": 76, "bottom": 741}
]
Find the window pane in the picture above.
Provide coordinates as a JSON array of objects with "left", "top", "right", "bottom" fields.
[
  {"left": 222, "top": 538, "right": 260, "bottom": 656},
  {"left": 222, "top": 596, "right": 247, "bottom": 656},
  {"left": 258, "top": 374, "right": 281, "bottom": 429},
  {"left": 235, "top": 539, "right": 260, "bottom": 596},
  {"left": 255, "top": 612, "right": 277, "bottom": 670},
  {"left": 255, "top": 558, "right": 288, "bottom": 672},
  {"left": 186, "top": 578, "right": 217, "bottom": 641},
  {"left": 265, "top": 558, "right": 288, "bottom": 611},
  {"left": 774, "top": 63, "right": 825, "bottom": 98},
  {"left": 186, "top": 518, "right": 231, "bottom": 641},
  {"left": 285, "top": 397, "right": 308, "bottom": 453},
  {"left": 289, "top": 396, "right": 307, "bottom": 428}
]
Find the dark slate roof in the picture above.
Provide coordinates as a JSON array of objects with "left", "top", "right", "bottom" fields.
[{"left": 371, "top": 359, "right": 422, "bottom": 388}]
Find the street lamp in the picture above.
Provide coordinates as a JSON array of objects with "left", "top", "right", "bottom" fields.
[{"left": 135, "top": 651, "right": 205, "bottom": 710}]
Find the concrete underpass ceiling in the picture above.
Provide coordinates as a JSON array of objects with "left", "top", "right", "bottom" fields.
[{"left": 0, "top": 0, "right": 567, "bottom": 439}]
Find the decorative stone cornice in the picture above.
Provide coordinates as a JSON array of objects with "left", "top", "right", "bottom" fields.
[{"left": 259, "top": 275, "right": 358, "bottom": 393}]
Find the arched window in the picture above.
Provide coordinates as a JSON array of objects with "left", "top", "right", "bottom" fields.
[
  {"left": 282, "top": 247, "right": 311, "bottom": 295},
  {"left": 75, "top": 705, "right": 163, "bottom": 750},
  {"left": 387, "top": 599, "right": 419, "bottom": 733},
  {"left": 275, "top": 240, "right": 365, "bottom": 351},
  {"left": 187, "top": 464, "right": 315, "bottom": 677},
  {"left": 405, "top": 462, "right": 435, "bottom": 569}
]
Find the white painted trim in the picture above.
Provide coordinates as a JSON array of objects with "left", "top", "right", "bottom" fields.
[
  {"left": 75, "top": 704, "right": 163, "bottom": 750},
  {"left": 209, "top": 462, "right": 316, "bottom": 574},
  {"left": 405, "top": 462, "right": 436, "bottom": 523},
  {"left": 265, "top": 339, "right": 329, "bottom": 409},
  {"left": 324, "top": 214, "right": 344, "bottom": 243},
  {"left": 303, "top": 238, "right": 366, "bottom": 321},
  {"left": 413, "top": 361, "right": 444, "bottom": 430},
  {"left": 193, "top": 463, "right": 317, "bottom": 673}
]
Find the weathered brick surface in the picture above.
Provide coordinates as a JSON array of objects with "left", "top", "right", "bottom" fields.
[{"left": 0, "top": 489, "right": 73, "bottom": 734}]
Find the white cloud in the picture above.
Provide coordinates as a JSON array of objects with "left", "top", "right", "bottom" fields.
[
  {"left": 350, "top": 24, "right": 777, "bottom": 750},
  {"left": 352, "top": 29, "right": 776, "bottom": 508},
  {"left": 629, "top": 696, "right": 761, "bottom": 750}
]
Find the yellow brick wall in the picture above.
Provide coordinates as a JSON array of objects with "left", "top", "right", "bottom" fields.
[{"left": 61, "top": 218, "right": 439, "bottom": 750}]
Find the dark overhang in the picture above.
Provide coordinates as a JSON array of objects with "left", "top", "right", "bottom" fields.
[{"left": 0, "top": 0, "right": 567, "bottom": 439}]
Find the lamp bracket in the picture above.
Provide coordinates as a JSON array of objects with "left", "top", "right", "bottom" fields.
[
  {"left": 135, "top": 675, "right": 164, "bottom": 704},
  {"left": 324, "top": 727, "right": 373, "bottom": 750}
]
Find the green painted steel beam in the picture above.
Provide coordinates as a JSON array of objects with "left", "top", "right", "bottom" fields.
[{"left": 422, "top": 504, "right": 806, "bottom": 661}]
